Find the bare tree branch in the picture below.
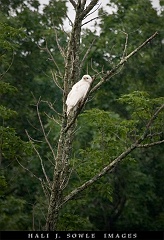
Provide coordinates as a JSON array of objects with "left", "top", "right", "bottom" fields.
[
  {"left": 90, "top": 31, "right": 158, "bottom": 93},
  {"left": 91, "top": 59, "right": 104, "bottom": 77},
  {"left": 44, "top": 112, "right": 61, "bottom": 126},
  {"left": 66, "top": 14, "right": 73, "bottom": 27},
  {"left": 45, "top": 45, "right": 62, "bottom": 77},
  {"left": 36, "top": 99, "right": 56, "bottom": 162},
  {"left": 42, "top": 100, "right": 63, "bottom": 118},
  {"left": 80, "top": 38, "right": 96, "bottom": 69},
  {"left": 69, "top": 0, "right": 77, "bottom": 9},
  {"left": 51, "top": 70, "right": 64, "bottom": 91},
  {"left": 81, "top": 0, "right": 87, "bottom": 9},
  {"left": 0, "top": 51, "right": 14, "bottom": 80},
  {"left": 143, "top": 104, "right": 164, "bottom": 135},
  {"left": 26, "top": 130, "right": 51, "bottom": 188},
  {"left": 137, "top": 140, "right": 164, "bottom": 148},
  {"left": 147, "top": 132, "right": 163, "bottom": 138},
  {"left": 83, "top": 2, "right": 101, "bottom": 19},
  {"left": 80, "top": 0, "right": 99, "bottom": 19},
  {"left": 54, "top": 29, "right": 66, "bottom": 61},
  {"left": 82, "top": 16, "right": 99, "bottom": 27},
  {"left": 16, "top": 158, "right": 41, "bottom": 182},
  {"left": 120, "top": 31, "right": 128, "bottom": 60},
  {"left": 38, "top": 41, "right": 62, "bottom": 78}
]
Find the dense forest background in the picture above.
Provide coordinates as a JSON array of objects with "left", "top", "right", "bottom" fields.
[{"left": 0, "top": 0, "right": 164, "bottom": 230}]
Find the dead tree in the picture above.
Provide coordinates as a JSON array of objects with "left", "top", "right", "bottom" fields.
[
  {"left": 23, "top": 0, "right": 163, "bottom": 231},
  {"left": 45, "top": 0, "right": 102, "bottom": 230}
]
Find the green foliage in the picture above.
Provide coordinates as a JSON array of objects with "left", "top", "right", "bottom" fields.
[
  {"left": 0, "top": 196, "right": 30, "bottom": 230},
  {"left": 117, "top": 91, "right": 164, "bottom": 138},
  {"left": 0, "top": 126, "right": 32, "bottom": 159},
  {"left": 0, "top": 175, "right": 7, "bottom": 196},
  {"left": 0, "top": 22, "right": 24, "bottom": 50},
  {"left": 43, "top": 0, "right": 67, "bottom": 27},
  {"left": 0, "top": 106, "right": 17, "bottom": 120},
  {"left": 0, "top": 16, "right": 35, "bottom": 231},
  {"left": 0, "top": 82, "right": 17, "bottom": 94},
  {"left": 31, "top": 196, "right": 49, "bottom": 230},
  {"left": 58, "top": 209, "right": 94, "bottom": 231},
  {"left": 63, "top": 90, "right": 164, "bottom": 230}
]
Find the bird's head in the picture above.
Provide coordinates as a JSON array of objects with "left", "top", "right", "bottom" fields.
[{"left": 82, "top": 75, "right": 92, "bottom": 83}]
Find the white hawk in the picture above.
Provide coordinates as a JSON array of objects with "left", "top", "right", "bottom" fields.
[{"left": 66, "top": 75, "right": 93, "bottom": 116}]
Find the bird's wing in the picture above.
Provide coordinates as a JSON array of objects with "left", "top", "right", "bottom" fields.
[{"left": 66, "top": 80, "right": 89, "bottom": 107}]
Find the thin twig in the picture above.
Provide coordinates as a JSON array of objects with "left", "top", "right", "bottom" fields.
[
  {"left": 80, "top": 0, "right": 100, "bottom": 19},
  {"left": 42, "top": 100, "right": 63, "bottom": 118},
  {"left": 51, "top": 70, "right": 64, "bottom": 91},
  {"left": 0, "top": 51, "right": 14, "bottom": 80},
  {"left": 80, "top": 38, "right": 96, "bottom": 69},
  {"left": 66, "top": 14, "right": 73, "bottom": 27},
  {"left": 83, "top": 3, "right": 101, "bottom": 19},
  {"left": 47, "top": 156, "right": 55, "bottom": 167},
  {"left": 120, "top": 30, "right": 128, "bottom": 60},
  {"left": 137, "top": 140, "right": 164, "bottom": 148},
  {"left": 26, "top": 130, "right": 51, "bottom": 188},
  {"left": 16, "top": 158, "right": 41, "bottom": 182},
  {"left": 27, "top": 119, "right": 42, "bottom": 136},
  {"left": 36, "top": 99, "right": 56, "bottom": 161},
  {"left": 142, "top": 104, "right": 164, "bottom": 138},
  {"left": 81, "top": 0, "right": 87, "bottom": 9},
  {"left": 54, "top": 29, "right": 66, "bottom": 61},
  {"left": 44, "top": 112, "right": 61, "bottom": 126},
  {"left": 147, "top": 132, "right": 163, "bottom": 138},
  {"left": 69, "top": 0, "right": 76, "bottom": 8},
  {"left": 82, "top": 16, "right": 99, "bottom": 27},
  {"left": 44, "top": 40, "right": 63, "bottom": 77},
  {"left": 91, "top": 59, "right": 104, "bottom": 78}
]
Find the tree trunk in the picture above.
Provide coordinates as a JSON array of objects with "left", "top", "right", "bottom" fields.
[
  {"left": 45, "top": 0, "right": 95, "bottom": 230},
  {"left": 45, "top": 122, "right": 74, "bottom": 230}
]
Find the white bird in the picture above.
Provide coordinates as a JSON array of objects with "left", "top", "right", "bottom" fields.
[{"left": 66, "top": 75, "right": 93, "bottom": 116}]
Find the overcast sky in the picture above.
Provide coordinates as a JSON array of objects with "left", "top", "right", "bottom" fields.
[{"left": 39, "top": 0, "right": 160, "bottom": 31}]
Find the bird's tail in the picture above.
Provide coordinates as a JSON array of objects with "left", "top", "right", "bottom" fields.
[{"left": 67, "top": 106, "right": 72, "bottom": 116}]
